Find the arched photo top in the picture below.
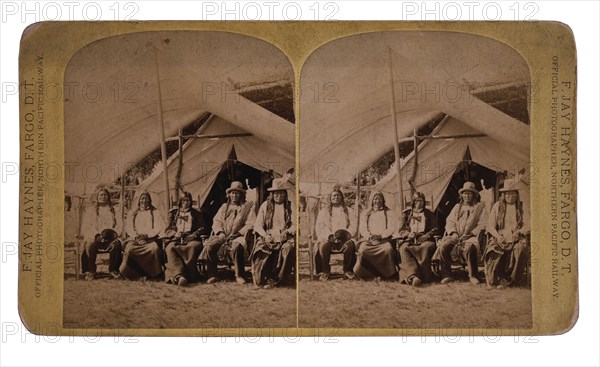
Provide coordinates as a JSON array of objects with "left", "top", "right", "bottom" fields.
[
  {"left": 64, "top": 30, "right": 295, "bottom": 199},
  {"left": 299, "top": 30, "right": 531, "bottom": 189}
]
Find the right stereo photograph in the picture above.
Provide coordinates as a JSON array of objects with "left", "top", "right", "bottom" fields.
[{"left": 298, "top": 31, "right": 532, "bottom": 330}]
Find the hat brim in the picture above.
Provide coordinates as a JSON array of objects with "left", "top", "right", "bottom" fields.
[
  {"left": 267, "top": 185, "right": 292, "bottom": 192},
  {"left": 226, "top": 188, "right": 245, "bottom": 194},
  {"left": 499, "top": 187, "right": 521, "bottom": 192},
  {"left": 458, "top": 188, "right": 479, "bottom": 195}
]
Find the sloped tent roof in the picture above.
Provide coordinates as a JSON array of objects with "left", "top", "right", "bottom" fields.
[
  {"left": 64, "top": 31, "right": 294, "bottom": 197},
  {"left": 373, "top": 115, "right": 530, "bottom": 213},
  {"left": 299, "top": 31, "right": 531, "bottom": 203},
  {"left": 137, "top": 115, "right": 294, "bottom": 213}
]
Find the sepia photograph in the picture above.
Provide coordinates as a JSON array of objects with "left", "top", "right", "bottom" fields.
[
  {"left": 298, "top": 31, "right": 532, "bottom": 329},
  {"left": 16, "top": 20, "right": 579, "bottom": 340},
  {"left": 62, "top": 30, "right": 296, "bottom": 329}
]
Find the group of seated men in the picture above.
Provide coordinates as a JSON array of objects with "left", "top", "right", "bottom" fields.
[
  {"left": 80, "top": 178, "right": 295, "bottom": 289},
  {"left": 313, "top": 179, "right": 530, "bottom": 289}
]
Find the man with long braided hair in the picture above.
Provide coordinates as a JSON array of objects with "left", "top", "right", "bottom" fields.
[
  {"left": 81, "top": 188, "right": 123, "bottom": 280},
  {"left": 200, "top": 181, "right": 256, "bottom": 285},
  {"left": 120, "top": 192, "right": 166, "bottom": 280},
  {"left": 353, "top": 191, "right": 399, "bottom": 281},
  {"left": 484, "top": 179, "right": 530, "bottom": 289},
  {"left": 314, "top": 188, "right": 357, "bottom": 281},
  {"left": 251, "top": 178, "right": 296, "bottom": 288}
]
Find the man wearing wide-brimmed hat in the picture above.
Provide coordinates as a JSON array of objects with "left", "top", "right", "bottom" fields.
[
  {"left": 251, "top": 178, "right": 296, "bottom": 288},
  {"left": 484, "top": 178, "right": 530, "bottom": 289},
  {"left": 435, "top": 181, "right": 488, "bottom": 285},
  {"left": 199, "top": 181, "right": 256, "bottom": 285}
]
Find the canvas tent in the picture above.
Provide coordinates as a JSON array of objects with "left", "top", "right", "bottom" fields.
[
  {"left": 373, "top": 115, "right": 530, "bottom": 214},
  {"left": 64, "top": 31, "right": 294, "bottom": 202},
  {"left": 299, "top": 31, "right": 531, "bottom": 211},
  {"left": 136, "top": 114, "right": 294, "bottom": 215}
]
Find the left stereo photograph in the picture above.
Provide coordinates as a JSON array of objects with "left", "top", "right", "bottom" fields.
[{"left": 24, "top": 27, "right": 297, "bottom": 331}]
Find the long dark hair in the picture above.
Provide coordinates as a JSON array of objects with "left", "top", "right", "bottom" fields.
[
  {"left": 497, "top": 191, "right": 524, "bottom": 229},
  {"left": 365, "top": 191, "right": 389, "bottom": 231},
  {"left": 264, "top": 191, "right": 292, "bottom": 230},
  {"left": 178, "top": 191, "right": 193, "bottom": 209},
  {"left": 327, "top": 189, "right": 350, "bottom": 228},
  {"left": 131, "top": 191, "right": 156, "bottom": 232},
  {"left": 95, "top": 188, "right": 116, "bottom": 228}
]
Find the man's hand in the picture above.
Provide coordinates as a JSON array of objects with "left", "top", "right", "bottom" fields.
[
  {"left": 459, "top": 234, "right": 473, "bottom": 242},
  {"left": 515, "top": 229, "right": 530, "bottom": 242},
  {"left": 451, "top": 233, "right": 459, "bottom": 242},
  {"left": 227, "top": 232, "right": 241, "bottom": 241},
  {"left": 265, "top": 234, "right": 274, "bottom": 243},
  {"left": 218, "top": 232, "right": 226, "bottom": 241},
  {"left": 495, "top": 234, "right": 506, "bottom": 244},
  {"left": 135, "top": 234, "right": 148, "bottom": 244}
]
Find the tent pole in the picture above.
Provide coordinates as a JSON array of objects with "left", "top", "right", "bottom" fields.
[
  {"left": 175, "top": 126, "right": 183, "bottom": 193},
  {"left": 355, "top": 171, "right": 361, "bottom": 239},
  {"left": 306, "top": 195, "right": 314, "bottom": 280},
  {"left": 410, "top": 127, "right": 419, "bottom": 197},
  {"left": 120, "top": 172, "right": 126, "bottom": 237},
  {"left": 397, "top": 132, "right": 486, "bottom": 144},
  {"left": 153, "top": 46, "right": 171, "bottom": 213},
  {"left": 387, "top": 47, "right": 405, "bottom": 211},
  {"left": 165, "top": 132, "right": 252, "bottom": 142},
  {"left": 75, "top": 196, "right": 85, "bottom": 280},
  {"left": 259, "top": 172, "right": 265, "bottom": 212}
]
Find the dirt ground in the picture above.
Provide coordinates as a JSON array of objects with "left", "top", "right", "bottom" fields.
[
  {"left": 64, "top": 248, "right": 531, "bottom": 330},
  {"left": 297, "top": 278, "right": 532, "bottom": 329},
  {"left": 63, "top": 272, "right": 296, "bottom": 329},
  {"left": 63, "top": 227, "right": 300, "bottom": 330},
  {"left": 296, "top": 247, "right": 532, "bottom": 330}
]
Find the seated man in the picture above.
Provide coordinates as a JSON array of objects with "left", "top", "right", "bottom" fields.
[
  {"left": 120, "top": 191, "right": 166, "bottom": 281},
  {"left": 397, "top": 192, "right": 439, "bottom": 287},
  {"left": 80, "top": 188, "right": 123, "bottom": 280},
  {"left": 251, "top": 178, "right": 296, "bottom": 289},
  {"left": 435, "top": 181, "right": 487, "bottom": 285},
  {"left": 353, "top": 191, "right": 398, "bottom": 281},
  {"left": 164, "top": 192, "right": 209, "bottom": 286},
  {"left": 484, "top": 179, "right": 530, "bottom": 289},
  {"left": 314, "top": 188, "right": 357, "bottom": 281},
  {"left": 199, "top": 181, "right": 255, "bottom": 284}
]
